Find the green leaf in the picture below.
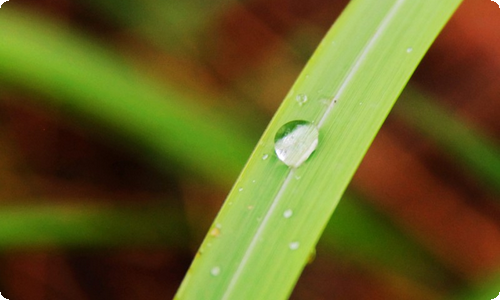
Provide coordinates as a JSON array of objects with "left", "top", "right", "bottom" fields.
[{"left": 175, "top": 0, "right": 462, "bottom": 299}]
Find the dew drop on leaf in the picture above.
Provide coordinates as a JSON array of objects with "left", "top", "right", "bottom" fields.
[
  {"left": 274, "top": 120, "right": 319, "bottom": 168},
  {"left": 295, "top": 94, "right": 308, "bottom": 106},
  {"left": 406, "top": 47, "right": 413, "bottom": 53},
  {"left": 210, "top": 227, "right": 220, "bottom": 237},
  {"left": 283, "top": 209, "right": 293, "bottom": 218},
  {"left": 289, "top": 241, "right": 300, "bottom": 250},
  {"left": 262, "top": 154, "right": 269, "bottom": 160},
  {"left": 210, "top": 266, "right": 221, "bottom": 276}
]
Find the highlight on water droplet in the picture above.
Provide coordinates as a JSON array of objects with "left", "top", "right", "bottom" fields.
[
  {"left": 262, "top": 154, "right": 269, "bottom": 160},
  {"left": 406, "top": 47, "right": 413, "bottom": 53},
  {"left": 283, "top": 209, "right": 293, "bottom": 219},
  {"left": 289, "top": 241, "right": 300, "bottom": 250},
  {"left": 295, "top": 94, "right": 308, "bottom": 106},
  {"left": 210, "top": 266, "right": 221, "bottom": 276},
  {"left": 238, "top": 187, "right": 243, "bottom": 192},
  {"left": 274, "top": 120, "right": 319, "bottom": 168}
]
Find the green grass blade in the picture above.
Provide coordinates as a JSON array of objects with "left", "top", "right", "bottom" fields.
[
  {"left": 395, "top": 87, "right": 500, "bottom": 194},
  {"left": 0, "top": 203, "right": 189, "bottom": 249},
  {"left": 176, "top": 0, "right": 462, "bottom": 299},
  {"left": 0, "top": 7, "right": 255, "bottom": 186}
]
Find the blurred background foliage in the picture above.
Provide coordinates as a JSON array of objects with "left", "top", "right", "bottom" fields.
[{"left": 0, "top": 0, "right": 499, "bottom": 299}]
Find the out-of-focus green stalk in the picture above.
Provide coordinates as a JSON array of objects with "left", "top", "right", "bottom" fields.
[
  {"left": 0, "top": 7, "right": 255, "bottom": 187},
  {"left": 0, "top": 203, "right": 189, "bottom": 249},
  {"left": 451, "top": 273, "right": 500, "bottom": 300},
  {"left": 396, "top": 87, "right": 500, "bottom": 194},
  {"left": 322, "top": 192, "right": 453, "bottom": 287}
]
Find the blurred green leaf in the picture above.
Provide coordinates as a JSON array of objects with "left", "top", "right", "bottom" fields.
[
  {"left": 0, "top": 203, "right": 189, "bottom": 249},
  {"left": 0, "top": 7, "right": 255, "bottom": 186},
  {"left": 396, "top": 87, "right": 500, "bottom": 195}
]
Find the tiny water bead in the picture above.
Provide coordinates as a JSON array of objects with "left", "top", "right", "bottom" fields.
[
  {"left": 283, "top": 209, "right": 293, "bottom": 219},
  {"left": 289, "top": 241, "right": 300, "bottom": 250},
  {"left": 262, "top": 154, "right": 269, "bottom": 160},
  {"left": 210, "top": 227, "right": 221, "bottom": 237},
  {"left": 210, "top": 266, "right": 221, "bottom": 276},
  {"left": 238, "top": 187, "right": 243, "bottom": 192},
  {"left": 274, "top": 120, "right": 319, "bottom": 168},
  {"left": 295, "top": 94, "right": 308, "bottom": 106},
  {"left": 406, "top": 47, "right": 413, "bottom": 53}
]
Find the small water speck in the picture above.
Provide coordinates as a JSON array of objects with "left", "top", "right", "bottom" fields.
[
  {"left": 262, "top": 154, "right": 269, "bottom": 160},
  {"left": 252, "top": 180, "right": 256, "bottom": 183},
  {"left": 283, "top": 209, "right": 293, "bottom": 219},
  {"left": 289, "top": 241, "right": 300, "bottom": 250},
  {"left": 295, "top": 94, "right": 308, "bottom": 106},
  {"left": 210, "top": 227, "right": 221, "bottom": 237},
  {"left": 274, "top": 120, "right": 319, "bottom": 168},
  {"left": 406, "top": 47, "right": 413, "bottom": 53},
  {"left": 216, "top": 223, "right": 222, "bottom": 229},
  {"left": 238, "top": 188, "right": 243, "bottom": 192},
  {"left": 295, "top": 175, "right": 301, "bottom": 180},
  {"left": 210, "top": 266, "right": 221, "bottom": 276}
]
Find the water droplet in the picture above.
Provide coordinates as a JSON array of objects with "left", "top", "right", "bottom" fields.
[
  {"left": 283, "top": 209, "right": 293, "bottom": 218},
  {"left": 295, "top": 94, "right": 308, "bottom": 106},
  {"left": 289, "top": 241, "right": 300, "bottom": 250},
  {"left": 262, "top": 154, "right": 269, "bottom": 160},
  {"left": 210, "top": 227, "right": 221, "bottom": 237},
  {"left": 252, "top": 180, "right": 256, "bottom": 183},
  {"left": 274, "top": 120, "right": 319, "bottom": 168},
  {"left": 295, "top": 175, "right": 301, "bottom": 180},
  {"left": 210, "top": 266, "right": 221, "bottom": 276},
  {"left": 406, "top": 47, "right": 413, "bottom": 53},
  {"left": 238, "top": 187, "right": 243, "bottom": 192}
]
